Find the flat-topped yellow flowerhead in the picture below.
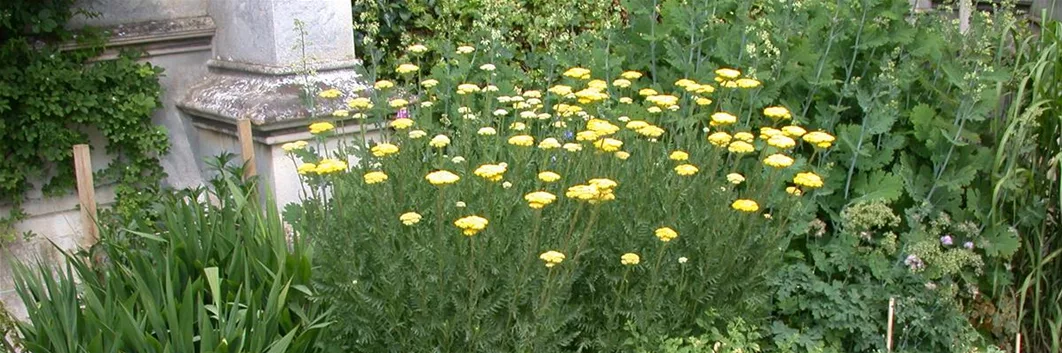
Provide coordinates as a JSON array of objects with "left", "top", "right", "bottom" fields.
[
  {"left": 454, "top": 215, "right": 488, "bottom": 236},
  {"left": 594, "top": 138, "right": 623, "bottom": 152},
  {"left": 374, "top": 80, "right": 395, "bottom": 90},
  {"left": 508, "top": 135, "right": 534, "bottom": 147},
  {"left": 803, "top": 131, "right": 836, "bottom": 148},
  {"left": 731, "top": 199, "right": 760, "bottom": 212},
  {"left": 736, "top": 78, "right": 761, "bottom": 88},
  {"left": 524, "top": 191, "right": 557, "bottom": 209},
  {"left": 363, "top": 171, "right": 388, "bottom": 184},
  {"left": 563, "top": 67, "right": 591, "bottom": 79},
  {"left": 763, "top": 154, "right": 795, "bottom": 168},
  {"left": 786, "top": 186, "right": 803, "bottom": 196},
  {"left": 309, "top": 122, "right": 335, "bottom": 134},
  {"left": 794, "top": 172, "right": 824, "bottom": 188},
  {"left": 425, "top": 170, "right": 460, "bottom": 185},
  {"left": 614, "top": 151, "right": 630, "bottom": 160},
  {"left": 621, "top": 71, "right": 643, "bottom": 79},
  {"left": 621, "top": 253, "right": 641, "bottom": 265},
  {"left": 763, "top": 106, "right": 792, "bottom": 120},
  {"left": 674, "top": 164, "right": 699, "bottom": 176},
  {"left": 297, "top": 163, "right": 317, "bottom": 175},
  {"left": 456, "top": 45, "right": 475, "bottom": 54},
  {"left": 430, "top": 135, "right": 451, "bottom": 148},
  {"left": 282, "top": 140, "right": 308, "bottom": 152},
  {"left": 708, "top": 132, "right": 732, "bottom": 147},
  {"left": 715, "top": 68, "right": 741, "bottom": 80},
  {"left": 318, "top": 88, "right": 342, "bottom": 98},
  {"left": 539, "top": 250, "right": 565, "bottom": 268},
  {"left": 421, "top": 79, "right": 439, "bottom": 88},
  {"left": 407, "top": 44, "right": 428, "bottom": 53},
  {"left": 760, "top": 127, "right": 783, "bottom": 140},
  {"left": 395, "top": 63, "right": 419, "bottom": 74},
  {"left": 473, "top": 163, "right": 507, "bottom": 182},
  {"left": 315, "top": 159, "right": 348, "bottom": 174},
  {"left": 371, "top": 143, "right": 399, "bottom": 157},
  {"left": 655, "top": 227, "right": 678, "bottom": 242},
  {"left": 587, "top": 119, "right": 620, "bottom": 135},
  {"left": 539, "top": 137, "right": 561, "bottom": 149},
  {"left": 347, "top": 97, "right": 373, "bottom": 109},
  {"left": 727, "top": 173, "right": 745, "bottom": 184},
  {"left": 728, "top": 141, "right": 755, "bottom": 154},
  {"left": 767, "top": 135, "right": 797, "bottom": 149},
  {"left": 710, "top": 112, "right": 738, "bottom": 126},
  {"left": 782, "top": 125, "right": 807, "bottom": 137},
  {"left": 399, "top": 212, "right": 422, "bottom": 225},
  {"left": 613, "top": 79, "right": 632, "bottom": 88},
  {"left": 391, "top": 118, "right": 414, "bottom": 130},
  {"left": 477, "top": 127, "right": 497, "bottom": 136},
  {"left": 637, "top": 125, "right": 665, "bottom": 138},
  {"left": 538, "top": 171, "right": 561, "bottom": 182}
]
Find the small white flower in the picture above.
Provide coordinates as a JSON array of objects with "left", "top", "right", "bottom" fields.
[
  {"left": 480, "top": 63, "right": 496, "bottom": 71},
  {"left": 497, "top": 96, "right": 512, "bottom": 103},
  {"left": 618, "top": 116, "right": 631, "bottom": 122},
  {"left": 455, "top": 201, "right": 467, "bottom": 208},
  {"left": 493, "top": 109, "right": 509, "bottom": 116},
  {"left": 678, "top": 257, "right": 688, "bottom": 264},
  {"left": 484, "top": 85, "right": 499, "bottom": 92},
  {"left": 519, "top": 111, "right": 537, "bottom": 119},
  {"left": 451, "top": 156, "right": 466, "bottom": 163},
  {"left": 502, "top": 181, "right": 512, "bottom": 189},
  {"left": 421, "top": 101, "right": 434, "bottom": 108}
]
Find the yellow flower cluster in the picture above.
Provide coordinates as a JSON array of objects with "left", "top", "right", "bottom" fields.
[
  {"left": 399, "top": 212, "right": 422, "bottom": 225},
  {"left": 524, "top": 191, "right": 557, "bottom": 209},
  {"left": 391, "top": 118, "right": 414, "bottom": 130},
  {"left": 371, "top": 143, "right": 399, "bottom": 157},
  {"left": 793, "top": 172, "right": 824, "bottom": 188},
  {"left": 566, "top": 178, "right": 618, "bottom": 204},
  {"left": 621, "top": 253, "right": 640, "bottom": 265},
  {"left": 282, "top": 140, "right": 308, "bottom": 152},
  {"left": 655, "top": 227, "right": 678, "bottom": 242},
  {"left": 395, "top": 63, "right": 419, "bottom": 74},
  {"left": 309, "top": 122, "right": 335, "bottom": 134},
  {"left": 364, "top": 171, "right": 388, "bottom": 184},
  {"left": 563, "top": 67, "right": 591, "bottom": 79},
  {"left": 508, "top": 135, "right": 535, "bottom": 147},
  {"left": 454, "top": 215, "right": 489, "bottom": 236},
  {"left": 426, "top": 170, "right": 460, "bottom": 185},
  {"left": 315, "top": 159, "right": 348, "bottom": 174},
  {"left": 731, "top": 199, "right": 760, "bottom": 212},
  {"left": 674, "top": 164, "right": 699, "bottom": 176},
  {"left": 539, "top": 250, "right": 565, "bottom": 268},
  {"left": 474, "top": 163, "right": 508, "bottom": 182},
  {"left": 538, "top": 171, "right": 561, "bottom": 182}
]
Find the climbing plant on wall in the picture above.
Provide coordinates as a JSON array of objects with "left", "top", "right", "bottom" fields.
[{"left": 0, "top": 0, "right": 168, "bottom": 240}]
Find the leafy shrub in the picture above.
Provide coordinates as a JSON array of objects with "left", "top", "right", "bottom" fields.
[
  {"left": 12, "top": 163, "right": 326, "bottom": 353},
  {"left": 0, "top": 0, "right": 168, "bottom": 235}
]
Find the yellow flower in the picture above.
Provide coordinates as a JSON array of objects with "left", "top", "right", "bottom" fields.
[
  {"left": 409, "top": 130, "right": 427, "bottom": 139},
  {"left": 563, "top": 143, "right": 583, "bottom": 152},
  {"left": 525, "top": 191, "right": 557, "bottom": 209},
  {"left": 309, "top": 122, "right": 335, "bottom": 134},
  {"left": 508, "top": 135, "right": 535, "bottom": 147},
  {"left": 782, "top": 125, "right": 807, "bottom": 137},
  {"left": 575, "top": 88, "right": 609, "bottom": 104},
  {"left": 695, "top": 84, "right": 716, "bottom": 94},
  {"left": 539, "top": 250, "right": 566, "bottom": 268},
  {"left": 793, "top": 172, "right": 824, "bottom": 188},
  {"left": 728, "top": 141, "right": 755, "bottom": 154},
  {"left": 675, "top": 79, "right": 696, "bottom": 88},
  {"left": 619, "top": 97, "right": 634, "bottom": 104},
  {"left": 374, "top": 80, "right": 395, "bottom": 89},
  {"left": 430, "top": 135, "right": 451, "bottom": 148},
  {"left": 425, "top": 170, "right": 460, "bottom": 185},
  {"left": 731, "top": 199, "right": 760, "bottom": 212},
  {"left": 594, "top": 138, "right": 623, "bottom": 152},
  {"left": 734, "top": 132, "right": 755, "bottom": 143},
  {"left": 456, "top": 45, "right": 475, "bottom": 54},
  {"left": 563, "top": 67, "right": 591, "bottom": 79},
  {"left": 638, "top": 88, "right": 659, "bottom": 96},
  {"left": 759, "top": 127, "right": 783, "bottom": 140},
  {"left": 708, "top": 132, "right": 732, "bottom": 147},
  {"left": 407, "top": 44, "right": 428, "bottom": 53},
  {"left": 767, "top": 135, "right": 797, "bottom": 149},
  {"left": 538, "top": 171, "right": 562, "bottom": 182},
  {"left": 669, "top": 150, "right": 689, "bottom": 161},
  {"left": 763, "top": 106, "right": 792, "bottom": 120},
  {"left": 389, "top": 98, "right": 409, "bottom": 108},
  {"left": 646, "top": 94, "right": 679, "bottom": 107},
  {"left": 297, "top": 163, "right": 317, "bottom": 175},
  {"left": 400, "top": 212, "right": 422, "bottom": 225},
  {"left": 710, "top": 112, "right": 738, "bottom": 126},
  {"left": 318, "top": 88, "right": 342, "bottom": 98},
  {"left": 523, "top": 90, "right": 542, "bottom": 98},
  {"left": 456, "top": 83, "right": 481, "bottom": 94},
  {"left": 566, "top": 179, "right": 617, "bottom": 203},
  {"left": 332, "top": 109, "right": 349, "bottom": 117},
  {"left": 281, "top": 140, "right": 308, "bottom": 152},
  {"left": 715, "top": 68, "right": 741, "bottom": 80},
  {"left": 370, "top": 143, "right": 399, "bottom": 157},
  {"left": 587, "top": 79, "right": 608, "bottom": 90},
  {"left": 363, "top": 171, "right": 388, "bottom": 184},
  {"left": 786, "top": 186, "right": 803, "bottom": 196},
  {"left": 614, "top": 151, "right": 631, "bottom": 160},
  {"left": 613, "top": 79, "right": 632, "bottom": 88},
  {"left": 509, "top": 121, "right": 526, "bottom": 130},
  {"left": 655, "top": 227, "right": 678, "bottom": 242},
  {"left": 576, "top": 130, "right": 600, "bottom": 141},
  {"left": 347, "top": 97, "right": 373, "bottom": 109},
  {"left": 454, "top": 215, "right": 488, "bottom": 236},
  {"left": 763, "top": 154, "right": 795, "bottom": 168},
  {"left": 802, "top": 131, "right": 836, "bottom": 148},
  {"left": 621, "top": 253, "right": 641, "bottom": 265},
  {"left": 736, "top": 78, "right": 761, "bottom": 88},
  {"left": 539, "top": 137, "right": 562, "bottom": 149},
  {"left": 421, "top": 79, "right": 439, "bottom": 88},
  {"left": 315, "top": 159, "right": 348, "bottom": 174},
  {"left": 695, "top": 97, "right": 713, "bottom": 106},
  {"left": 647, "top": 106, "right": 663, "bottom": 114},
  {"left": 395, "top": 63, "right": 419, "bottom": 74},
  {"left": 624, "top": 120, "right": 648, "bottom": 131},
  {"left": 674, "top": 164, "right": 699, "bottom": 176},
  {"left": 621, "top": 71, "right": 643, "bottom": 79},
  {"left": 727, "top": 173, "right": 745, "bottom": 184},
  {"left": 391, "top": 118, "right": 414, "bottom": 129},
  {"left": 587, "top": 119, "right": 621, "bottom": 135},
  {"left": 477, "top": 127, "right": 497, "bottom": 136},
  {"left": 549, "top": 85, "right": 574, "bottom": 96},
  {"left": 473, "top": 163, "right": 507, "bottom": 182}
]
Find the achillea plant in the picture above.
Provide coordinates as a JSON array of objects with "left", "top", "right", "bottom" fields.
[{"left": 286, "top": 44, "right": 834, "bottom": 352}]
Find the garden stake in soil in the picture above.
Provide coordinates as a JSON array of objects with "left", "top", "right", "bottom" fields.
[{"left": 73, "top": 144, "right": 98, "bottom": 247}]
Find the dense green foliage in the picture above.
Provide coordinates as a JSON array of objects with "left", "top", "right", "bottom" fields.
[
  {"left": 0, "top": 0, "right": 168, "bottom": 236},
  {"left": 11, "top": 160, "right": 327, "bottom": 353}
]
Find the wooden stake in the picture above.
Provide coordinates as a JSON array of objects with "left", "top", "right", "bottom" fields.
[
  {"left": 887, "top": 297, "right": 895, "bottom": 352},
  {"left": 237, "top": 118, "right": 256, "bottom": 180},
  {"left": 73, "top": 144, "right": 98, "bottom": 246},
  {"left": 1015, "top": 332, "right": 1022, "bottom": 353},
  {"left": 959, "top": 0, "right": 972, "bottom": 34}
]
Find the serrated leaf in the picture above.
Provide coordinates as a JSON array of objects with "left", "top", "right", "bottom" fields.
[{"left": 849, "top": 170, "right": 904, "bottom": 204}]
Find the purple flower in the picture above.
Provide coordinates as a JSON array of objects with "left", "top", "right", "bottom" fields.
[
  {"left": 963, "top": 241, "right": 974, "bottom": 250},
  {"left": 940, "top": 235, "right": 953, "bottom": 246},
  {"left": 564, "top": 130, "right": 575, "bottom": 140},
  {"left": 396, "top": 108, "right": 410, "bottom": 119}
]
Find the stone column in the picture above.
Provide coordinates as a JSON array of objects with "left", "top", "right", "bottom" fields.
[{"left": 179, "top": 0, "right": 373, "bottom": 211}]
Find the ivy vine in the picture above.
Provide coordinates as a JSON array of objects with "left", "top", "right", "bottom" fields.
[{"left": 0, "top": 0, "right": 168, "bottom": 240}]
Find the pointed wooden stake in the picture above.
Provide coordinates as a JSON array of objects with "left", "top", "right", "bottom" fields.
[
  {"left": 237, "top": 118, "right": 257, "bottom": 180},
  {"left": 73, "top": 144, "right": 98, "bottom": 246},
  {"left": 887, "top": 297, "right": 895, "bottom": 352}
]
